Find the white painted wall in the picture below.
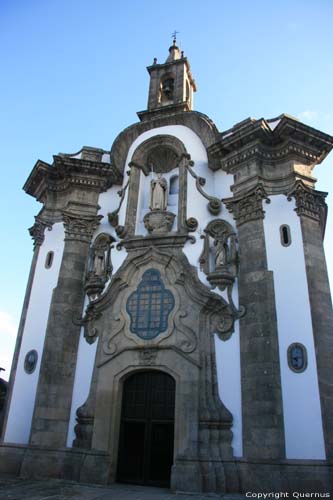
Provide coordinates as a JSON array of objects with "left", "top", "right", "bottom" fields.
[
  {"left": 4, "top": 223, "right": 64, "bottom": 444},
  {"left": 264, "top": 194, "right": 325, "bottom": 459},
  {"left": 215, "top": 323, "right": 243, "bottom": 457}
]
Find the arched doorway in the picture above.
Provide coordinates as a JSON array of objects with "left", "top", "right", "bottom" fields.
[{"left": 117, "top": 370, "right": 175, "bottom": 487}]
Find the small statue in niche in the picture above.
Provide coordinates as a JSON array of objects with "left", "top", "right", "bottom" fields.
[
  {"left": 85, "top": 233, "right": 115, "bottom": 301},
  {"left": 150, "top": 174, "right": 168, "bottom": 211},
  {"left": 214, "top": 233, "right": 229, "bottom": 269},
  {"left": 93, "top": 246, "right": 107, "bottom": 276},
  {"left": 199, "top": 219, "right": 238, "bottom": 290}
]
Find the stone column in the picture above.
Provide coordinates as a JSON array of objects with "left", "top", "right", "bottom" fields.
[
  {"left": 1, "top": 219, "right": 50, "bottom": 441},
  {"left": 30, "top": 211, "right": 101, "bottom": 448},
  {"left": 225, "top": 185, "right": 285, "bottom": 459},
  {"left": 290, "top": 182, "right": 333, "bottom": 459}
]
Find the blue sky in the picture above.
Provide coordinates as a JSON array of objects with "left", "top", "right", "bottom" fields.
[{"left": 1, "top": 0, "right": 332, "bottom": 378}]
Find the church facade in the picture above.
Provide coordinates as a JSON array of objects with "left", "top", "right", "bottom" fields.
[{"left": 1, "top": 41, "right": 333, "bottom": 493}]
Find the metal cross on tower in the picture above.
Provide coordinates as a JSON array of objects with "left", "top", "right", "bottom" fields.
[{"left": 171, "top": 30, "right": 179, "bottom": 43}]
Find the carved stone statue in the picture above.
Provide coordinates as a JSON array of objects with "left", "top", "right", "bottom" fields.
[
  {"left": 93, "top": 247, "right": 107, "bottom": 276},
  {"left": 150, "top": 174, "right": 168, "bottom": 211},
  {"left": 214, "top": 237, "right": 228, "bottom": 269},
  {"left": 85, "top": 233, "right": 115, "bottom": 301}
]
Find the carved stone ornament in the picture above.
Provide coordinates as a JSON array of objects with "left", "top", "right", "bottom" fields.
[
  {"left": 138, "top": 348, "right": 158, "bottom": 365},
  {"left": 186, "top": 160, "right": 222, "bottom": 215},
  {"left": 63, "top": 212, "right": 103, "bottom": 243},
  {"left": 85, "top": 233, "right": 116, "bottom": 301},
  {"left": 107, "top": 172, "right": 130, "bottom": 238},
  {"left": 223, "top": 184, "right": 270, "bottom": 226},
  {"left": 143, "top": 210, "right": 175, "bottom": 234},
  {"left": 29, "top": 218, "right": 52, "bottom": 247},
  {"left": 199, "top": 219, "right": 245, "bottom": 324},
  {"left": 287, "top": 180, "right": 327, "bottom": 235}
]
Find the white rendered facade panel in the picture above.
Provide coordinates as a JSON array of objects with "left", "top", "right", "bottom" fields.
[
  {"left": 264, "top": 195, "right": 325, "bottom": 459},
  {"left": 4, "top": 223, "right": 64, "bottom": 444}
]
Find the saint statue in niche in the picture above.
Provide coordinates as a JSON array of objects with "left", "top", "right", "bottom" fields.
[
  {"left": 150, "top": 174, "right": 168, "bottom": 211},
  {"left": 214, "top": 237, "right": 228, "bottom": 269},
  {"left": 93, "top": 247, "right": 106, "bottom": 276}
]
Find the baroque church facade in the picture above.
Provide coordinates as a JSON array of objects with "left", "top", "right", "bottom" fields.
[{"left": 1, "top": 41, "right": 333, "bottom": 493}]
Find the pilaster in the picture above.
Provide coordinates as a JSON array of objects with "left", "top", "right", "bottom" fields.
[
  {"left": 29, "top": 210, "right": 101, "bottom": 447},
  {"left": 288, "top": 181, "right": 333, "bottom": 458},
  {"left": 224, "top": 185, "right": 285, "bottom": 459}
]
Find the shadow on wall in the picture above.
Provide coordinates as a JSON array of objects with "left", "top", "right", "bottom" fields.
[{"left": 0, "top": 368, "right": 8, "bottom": 436}]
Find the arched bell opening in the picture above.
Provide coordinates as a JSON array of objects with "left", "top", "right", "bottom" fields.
[{"left": 116, "top": 370, "right": 176, "bottom": 487}]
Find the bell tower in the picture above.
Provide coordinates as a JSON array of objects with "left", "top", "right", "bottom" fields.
[{"left": 138, "top": 37, "right": 197, "bottom": 121}]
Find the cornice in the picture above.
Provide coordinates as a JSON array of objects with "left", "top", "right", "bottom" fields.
[
  {"left": 219, "top": 139, "right": 323, "bottom": 172},
  {"left": 208, "top": 114, "right": 333, "bottom": 172},
  {"left": 23, "top": 155, "right": 123, "bottom": 202}
]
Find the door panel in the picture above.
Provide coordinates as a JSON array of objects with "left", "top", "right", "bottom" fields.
[{"left": 117, "top": 371, "right": 175, "bottom": 486}]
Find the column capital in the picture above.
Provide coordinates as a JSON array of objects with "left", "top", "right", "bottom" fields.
[
  {"left": 287, "top": 181, "right": 327, "bottom": 233},
  {"left": 62, "top": 212, "right": 103, "bottom": 243},
  {"left": 223, "top": 184, "right": 270, "bottom": 227},
  {"left": 28, "top": 218, "right": 52, "bottom": 247}
]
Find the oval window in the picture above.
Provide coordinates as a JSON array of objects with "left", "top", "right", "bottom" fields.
[
  {"left": 45, "top": 251, "right": 54, "bottom": 269},
  {"left": 287, "top": 343, "right": 307, "bottom": 373},
  {"left": 280, "top": 225, "right": 291, "bottom": 247},
  {"left": 24, "top": 350, "right": 38, "bottom": 374}
]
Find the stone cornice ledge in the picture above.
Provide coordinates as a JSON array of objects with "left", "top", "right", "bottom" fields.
[
  {"left": 208, "top": 114, "right": 333, "bottom": 172},
  {"left": 23, "top": 155, "right": 123, "bottom": 202}
]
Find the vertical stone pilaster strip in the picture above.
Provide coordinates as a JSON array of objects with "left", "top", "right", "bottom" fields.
[
  {"left": 178, "top": 155, "right": 188, "bottom": 232},
  {"left": 29, "top": 212, "right": 101, "bottom": 448},
  {"left": 1, "top": 219, "right": 49, "bottom": 441},
  {"left": 125, "top": 164, "right": 141, "bottom": 236},
  {"left": 224, "top": 185, "right": 285, "bottom": 459},
  {"left": 290, "top": 182, "right": 333, "bottom": 458}
]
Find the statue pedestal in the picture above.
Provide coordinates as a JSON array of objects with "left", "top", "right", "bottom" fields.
[
  {"left": 143, "top": 210, "right": 175, "bottom": 234},
  {"left": 207, "top": 268, "right": 235, "bottom": 291}
]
